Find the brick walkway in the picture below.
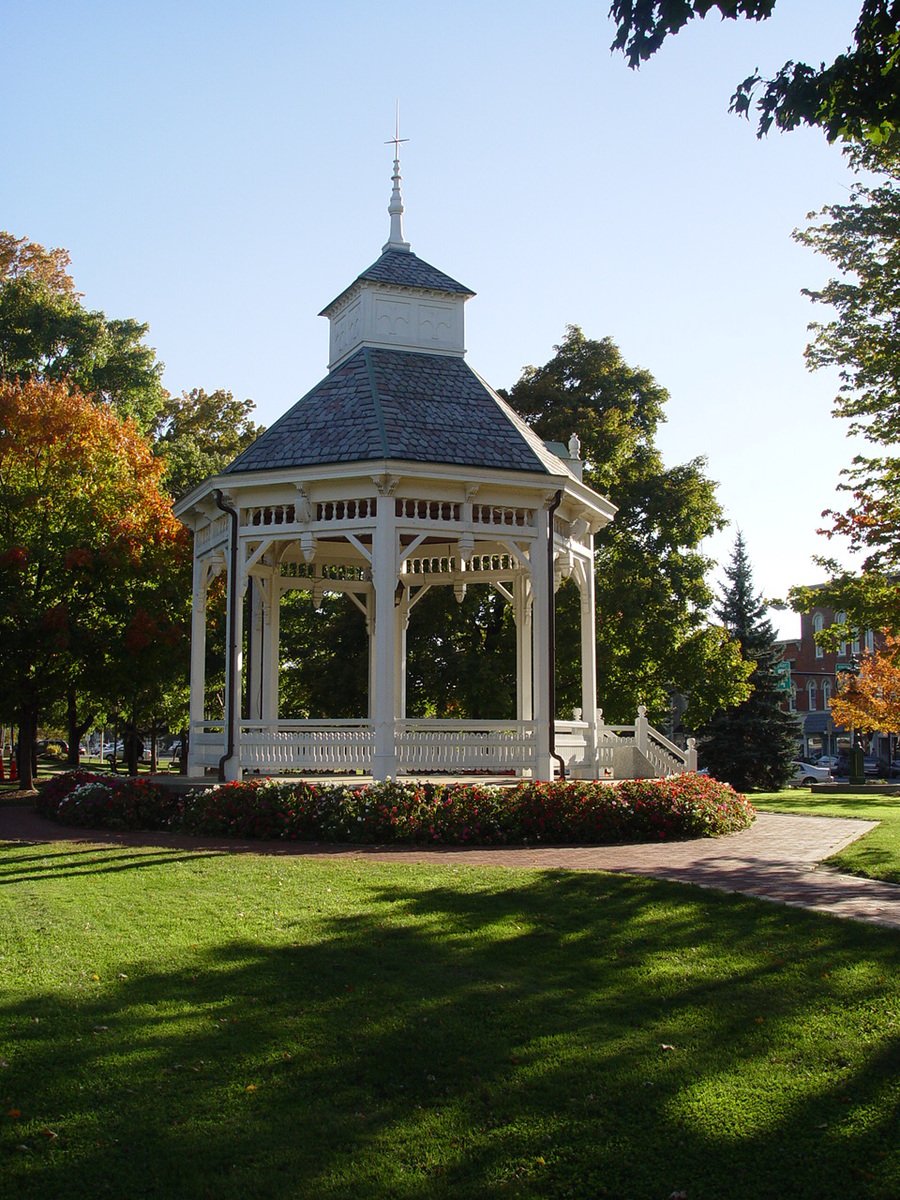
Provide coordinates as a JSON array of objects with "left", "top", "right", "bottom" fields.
[{"left": 2, "top": 804, "right": 899, "bottom": 930}]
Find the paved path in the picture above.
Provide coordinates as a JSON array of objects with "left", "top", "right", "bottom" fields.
[{"left": 2, "top": 804, "right": 899, "bottom": 930}]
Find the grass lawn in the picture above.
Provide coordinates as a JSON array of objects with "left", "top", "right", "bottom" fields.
[
  {"left": 753, "top": 789, "right": 900, "bottom": 885},
  {"left": 1, "top": 837, "right": 898, "bottom": 1199}
]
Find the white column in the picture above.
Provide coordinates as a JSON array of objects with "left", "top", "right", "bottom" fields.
[
  {"left": 366, "top": 596, "right": 376, "bottom": 720},
  {"left": 222, "top": 557, "right": 245, "bottom": 783},
  {"left": 188, "top": 553, "right": 209, "bottom": 776},
  {"left": 395, "top": 597, "right": 408, "bottom": 719},
  {"left": 531, "top": 514, "right": 553, "bottom": 781},
  {"left": 262, "top": 573, "right": 281, "bottom": 723},
  {"left": 248, "top": 577, "right": 263, "bottom": 721},
  {"left": 578, "top": 555, "right": 598, "bottom": 773},
  {"left": 514, "top": 573, "right": 533, "bottom": 722},
  {"left": 372, "top": 504, "right": 398, "bottom": 780}
]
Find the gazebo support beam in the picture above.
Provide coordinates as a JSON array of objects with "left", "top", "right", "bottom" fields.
[
  {"left": 371, "top": 505, "right": 399, "bottom": 780},
  {"left": 531, "top": 506, "right": 553, "bottom": 780},
  {"left": 187, "top": 556, "right": 210, "bottom": 776}
]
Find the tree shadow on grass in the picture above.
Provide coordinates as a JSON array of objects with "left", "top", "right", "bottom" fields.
[
  {"left": 0, "top": 845, "right": 226, "bottom": 883},
  {"left": 1, "top": 862, "right": 899, "bottom": 1199}
]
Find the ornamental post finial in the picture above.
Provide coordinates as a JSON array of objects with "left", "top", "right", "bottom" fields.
[{"left": 383, "top": 103, "right": 411, "bottom": 254}]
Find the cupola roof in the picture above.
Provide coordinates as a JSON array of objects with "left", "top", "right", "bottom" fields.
[
  {"left": 320, "top": 249, "right": 473, "bottom": 317},
  {"left": 215, "top": 140, "right": 582, "bottom": 485}
]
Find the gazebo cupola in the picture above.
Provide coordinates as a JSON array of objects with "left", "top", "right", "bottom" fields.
[
  {"left": 321, "top": 153, "right": 472, "bottom": 370},
  {"left": 175, "top": 143, "right": 622, "bottom": 783}
]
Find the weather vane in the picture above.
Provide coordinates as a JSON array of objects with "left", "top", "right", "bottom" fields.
[{"left": 385, "top": 102, "right": 409, "bottom": 160}]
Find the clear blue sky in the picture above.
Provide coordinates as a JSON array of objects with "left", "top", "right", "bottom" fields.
[{"left": 2, "top": 1, "right": 867, "bottom": 636}]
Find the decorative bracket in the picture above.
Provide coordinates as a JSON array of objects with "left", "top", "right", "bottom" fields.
[
  {"left": 372, "top": 473, "right": 400, "bottom": 497},
  {"left": 294, "top": 483, "right": 314, "bottom": 524}
]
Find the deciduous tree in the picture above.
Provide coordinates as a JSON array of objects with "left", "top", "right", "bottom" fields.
[
  {"left": 0, "top": 378, "right": 187, "bottom": 787},
  {"left": 150, "top": 387, "right": 263, "bottom": 498},
  {"left": 0, "top": 230, "right": 167, "bottom": 433},
  {"left": 0, "top": 232, "right": 76, "bottom": 294},
  {"left": 830, "top": 634, "right": 900, "bottom": 733},
  {"left": 609, "top": 0, "right": 900, "bottom": 142},
  {"left": 508, "top": 325, "right": 752, "bottom": 726},
  {"left": 789, "top": 144, "right": 900, "bottom": 632}
]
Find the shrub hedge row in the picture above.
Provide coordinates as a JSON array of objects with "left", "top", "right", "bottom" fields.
[{"left": 35, "top": 771, "right": 754, "bottom": 845}]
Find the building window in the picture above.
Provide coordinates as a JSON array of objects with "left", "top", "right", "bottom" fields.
[
  {"left": 823, "top": 680, "right": 832, "bottom": 708},
  {"left": 851, "top": 630, "right": 861, "bottom": 655},
  {"left": 808, "top": 680, "right": 817, "bottom": 711},
  {"left": 865, "top": 629, "right": 875, "bottom": 653},
  {"left": 813, "top": 613, "right": 824, "bottom": 659},
  {"left": 836, "top": 611, "right": 847, "bottom": 656}
]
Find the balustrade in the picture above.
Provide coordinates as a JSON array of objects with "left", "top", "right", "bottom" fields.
[
  {"left": 472, "top": 504, "right": 533, "bottom": 527},
  {"left": 196, "top": 514, "right": 229, "bottom": 549},
  {"left": 395, "top": 498, "right": 460, "bottom": 521},
  {"left": 245, "top": 504, "right": 296, "bottom": 527},
  {"left": 189, "top": 714, "right": 694, "bottom": 779},
  {"left": 316, "top": 498, "right": 376, "bottom": 521},
  {"left": 396, "top": 720, "right": 536, "bottom": 772}
]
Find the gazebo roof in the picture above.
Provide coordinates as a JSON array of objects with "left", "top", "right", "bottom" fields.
[{"left": 224, "top": 347, "right": 569, "bottom": 477}]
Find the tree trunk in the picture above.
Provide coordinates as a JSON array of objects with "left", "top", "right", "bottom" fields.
[
  {"left": 109, "top": 714, "right": 120, "bottom": 774},
  {"left": 16, "top": 705, "right": 36, "bottom": 791},
  {"left": 124, "top": 712, "right": 139, "bottom": 778},
  {"left": 178, "top": 726, "right": 188, "bottom": 775},
  {"left": 65, "top": 687, "right": 93, "bottom": 767}
]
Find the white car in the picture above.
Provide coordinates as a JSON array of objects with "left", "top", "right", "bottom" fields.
[
  {"left": 790, "top": 761, "right": 832, "bottom": 785},
  {"left": 816, "top": 755, "right": 840, "bottom": 769}
]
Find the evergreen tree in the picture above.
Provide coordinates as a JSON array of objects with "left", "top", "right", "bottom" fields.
[
  {"left": 701, "top": 533, "right": 799, "bottom": 791},
  {"left": 508, "top": 325, "right": 751, "bottom": 725}
]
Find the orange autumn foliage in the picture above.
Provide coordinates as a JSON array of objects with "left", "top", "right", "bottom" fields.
[
  {"left": 0, "top": 377, "right": 188, "bottom": 727},
  {"left": 830, "top": 635, "right": 900, "bottom": 735},
  {"left": 0, "top": 375, "right": 182, "bottom": 559}
]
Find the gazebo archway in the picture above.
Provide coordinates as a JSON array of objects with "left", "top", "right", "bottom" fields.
[{"left": 184, "top": 470, "right": 606, "bottom": 781}]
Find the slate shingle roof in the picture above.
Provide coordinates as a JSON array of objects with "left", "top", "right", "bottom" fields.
[
  {"left": 225, "top": 348, "right": 566, "bottom": 477},
  {"left": 320, "top": 250, "right": 473, "bottom": 314}
]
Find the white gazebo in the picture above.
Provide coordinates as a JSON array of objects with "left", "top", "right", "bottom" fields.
[{"left": 175, "top": 151, "right": 695, "bottom": 783}]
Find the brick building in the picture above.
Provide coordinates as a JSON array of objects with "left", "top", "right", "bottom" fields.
[{"left": 776, "top": 602, "right": 880, "bottom": 760}]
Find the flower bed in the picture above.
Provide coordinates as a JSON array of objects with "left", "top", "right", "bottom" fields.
[
  {"left": 36, "top": 771, "right": 754, "bottom": 844},
  {"left": 35, "top": 773, "right": 181, "bottom": 831}
]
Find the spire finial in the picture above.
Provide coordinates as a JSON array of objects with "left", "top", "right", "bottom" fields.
[{"left": 383, "top": 103, "right": 411, "bottom": 254}]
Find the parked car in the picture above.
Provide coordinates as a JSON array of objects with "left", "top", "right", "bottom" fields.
[
  {"left": 36, "top": 738, "right": 68, "bottom": 757},
  {"left": 104, "top": 742, "right": 147, "bottom": 765},
  {"left": 789, "top": 761, "right": 832, "bottom": 785},
  {"left": 816, "top": 755, "right": 840, "bottom": 769}
]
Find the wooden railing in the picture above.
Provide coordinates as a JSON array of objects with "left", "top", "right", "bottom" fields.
[
  {"left": 188, "top": 709, "right": 696, "bottom": 779},
  {"left": 240, "top": 720, "right": 375, "bottom": 772},
  {"left": 395, "top": 720, "right": 536, "bottom": 773}
]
